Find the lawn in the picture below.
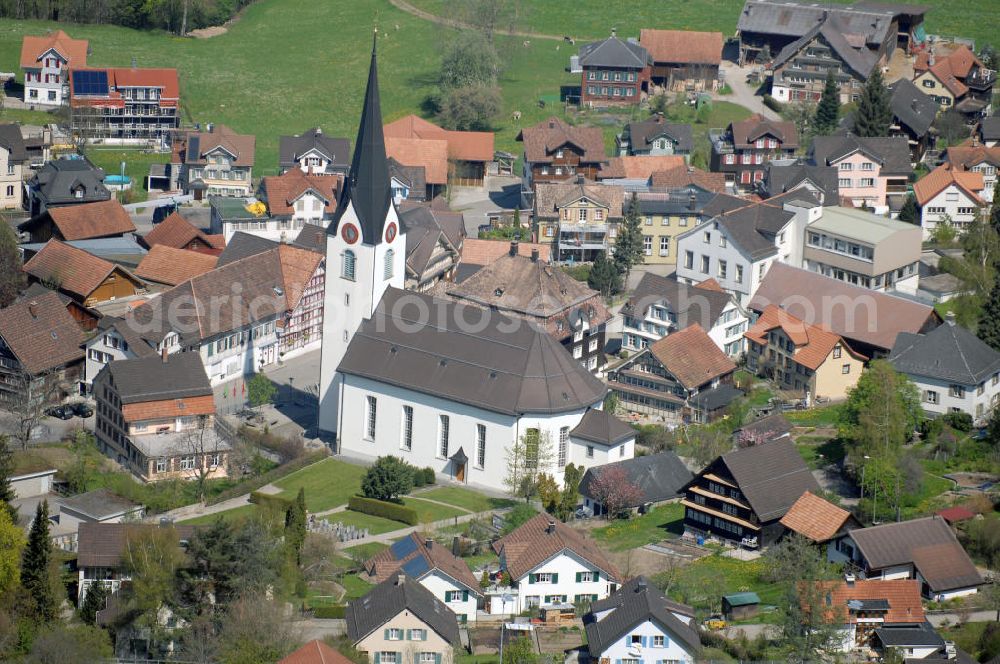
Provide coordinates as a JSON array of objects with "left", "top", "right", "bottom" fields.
[
  {"left": 591, "top": 503, "right": 684, "bottom": 551},
  {"left": 340, "top": 541, "right": 389, "bottom": 559},
  {"left": 666, "top": 553, "right": 784, "bottom": 612},
  {"left": 784, "top": 404, "right": 844, "bottom": 428},
  {"left": 82, "top": 148, "right": 171, "bottom": 203},
  {"left": 402, "top": 496, "right": 467, "bottom": 524},
  {"left": 179, "top": 503, "right": 258, "bottom": 525},
  {"left": 273, "top": 457, "right": 367, "bottom": 512},
  {"left": 416, "top": 487, "right": 517, "bottom": 513},
  {"left": 795, "top": 437, "right": 845, "bottom": 470},
  {"left": 341, "top": 574, "right": 374, "bottom": 601},
  {"left": 1, "top": 107, "right": 62, "bottom": 126},
  {"left": 333, "top": 509, "right": 402, "bottom": 535}
]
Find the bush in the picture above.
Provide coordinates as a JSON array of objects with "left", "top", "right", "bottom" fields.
[
  {"left": 501, "top": 503, "right": 539, "bottom": 535},
  {"left": 422, "top": 467, "right": 436, "bottom": 485},
  {"left": 412, "top": 471, "right": 426, "bottom": 488},
  {"left": 348, "top": 496, "right": 419, "bottom": 526},
  {"left": 763, "top": 94, "right": 785, "bottom": 112},
  {"left": 207, "top": 450, "right": 329, "bottom": 505},
  {"left": 249, "top": 491, "right": 293, "bottom": 513},
  {"left": 941, "top": 411, "right": 973, "bottom": 432},
  {"left": 312, "top": 605, "right": 346, "bottom": 619},
  {"left": 361, "top": 456, "right": 414, "bottom": 501},
  {"left": 238, "top": 425, "right": 305, "bottom": 463}
]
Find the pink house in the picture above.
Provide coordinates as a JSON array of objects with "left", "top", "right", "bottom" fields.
[{"left": 811, "top": 135, "right": 912, "bottom": 214}]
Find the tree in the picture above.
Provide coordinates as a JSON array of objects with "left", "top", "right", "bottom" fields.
[
  {"left": 840, "top": 360, "right": 921, "bottom": 463},
  {"left": 613, "top": 193, "right": 645, "bottom": 286},
  {"left": 813, "top": 69, "right": 840, "bottom": 135},
  {"left": 299, "top": 533, "right": 340, "bottom": 589},
  {"left": 0, "top": 435, "right": 16, "bottom": 523},
  {"left": 121, "top": 525, "right": 184, "bottom": 638},
  {"left": 502, "top": 636, "right": 539, "bottom": 664},
  {"left": 559, "top": 463, "right": 583, "bottom": 520},
  {"left": 6, "top": 369, "right": 57, "bottom": 450},
  {"left": 361, "top": 456, "right": 414, "bottom": 502},
  {"left": 179, "top": 415, "right": 223, "bottom": 503},
  {"left": 930, "top": 214, "right": 958, "bottom": 247},
  {"left": 853, "top": 67, "right": 892, "bottom": 137},
  {"left": 24, "top": 623, "right": 112, "bottom": 664},
  {"left": 991, "top": 178, "right": 1000, "bottom": 232},
  {"left": 216, "top": 594, "right": 301, "bottom": 664},
  {"left": 940, "top": 215, "right": 1000, "bottom": 308},
  {"left": 982, "top": 580, "right": 1000, "bottom": 622},
  {"left": 536, "top": 473, "right": 560, "bottom": 514},
  {"left": 0, "top": 221, "right": 25, "bottom": 307},
  {"left": 687, "top": 426, "right": 732, "bottom": 467},
  {"left": 501, "top": 503, "right": 538, "bottom": 535},
  {"left": 78, "top": 580, "right": 108, "bottom": 625},
  {"left": 933, "top": 109, "right": 971, "bottom": 146},
  {"left": 0, "top": 507, "right": 24, "bottom": 597},
  {"left": 897, "top": 194, "right": 919, "bottom": 224},
  {"left": 979, "top": 271, "right": 1000, "bottom": 351},
  {"left": 587, "top": 250, "right": 621, "bottom": 297},
  {"left": 440, "top": 32, "right": 502, "bottom": 89},
  {"left": 246, "top": 373, "right": 277, "bottom": 413},
  {"left": 21, "top": 500, "right": 56, "bottom": 621},
  {"left": 587, "top": 466, "right": 643, "bottom": 519},
  {"left": 436, "top": 85, "right": 501, "bottom": 131},
  {"left": 284, "top": 488, "right": 307, "bottom": 565},
  {"left": 980, "top": 44, "right": 999, "bottom": 70},
  {"left": 457, "top": 0, "right": 522, "bottom": 45},
  {"left": 503, "top": 428, "right": 554, "bottom": 501}
]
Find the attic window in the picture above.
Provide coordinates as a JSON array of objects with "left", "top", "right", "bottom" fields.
[
  {"left": 439, "top": 359, "right": 448, "bottom": 367},
  {"left": 494, "top": 287, "right": 504, "bottom": 297},
  {"left": 50, "top": 331, "right": 58, "bottom": 339},
  {"left": 390, "top": 346, "right": 398, "bottom": 354},
  {"left": 273, "top": 286, "right": 284, "bottom": 296},
  {"left": 489, "top": 371, "right": 497, "bottom": 379},
  {"left": 562, "top": 392, "right": 570, "bottom": 400}
]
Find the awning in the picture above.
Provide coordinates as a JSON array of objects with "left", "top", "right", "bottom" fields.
[{"left": 449, "top": 447, "right": 468, "bottom": 465}]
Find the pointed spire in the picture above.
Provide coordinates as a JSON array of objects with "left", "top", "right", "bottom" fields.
[{"left": 333, "top": 33, "right": 393, "bottom": 244}]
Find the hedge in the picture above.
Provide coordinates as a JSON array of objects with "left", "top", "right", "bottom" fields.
[
  {"left": 312, "top": 605, "right": 346, "bottom": 619},
  {"left": 762, "top": 94, "right": 785, "bottom": 112},
  {"left": 207, "top": 450, "right": 328, "bottom": 506},
  {"left": 249, "top": 491, "right": 293, "bottom": 513},
  {"left": 422, "top": 467, "right": 436, "bottom": 485},
  {"left": 348, "top": 495, "right": 419, "bottom": 526}
]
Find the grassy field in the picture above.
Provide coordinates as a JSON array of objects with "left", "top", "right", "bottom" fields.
[
  {"left": 341, "top": 541, "right": 388, "bottom": 559},
  {"left": 666, "top": 553, "right": 783, "bottom": 612},
  {"left": 335, "top": 509, "right": 402, "bottom": 535},
  {"left": 273, "top": 457, "right": 367, "bottom": 512},
  {"left": 1, "top": 107, "right": 62, "bottom": 126},
  {"left": 179, "top": 503, "right": 258, "bottom": 525},
  {"left": 403, "top": 496, "right": 467, "bottom": 524},
  {"left": 416, "top": 487, "right": 516, "bottom": 512},
  {"left": 82, "top": 148, "right": 171, "bottom": 203},
  {"left": 591, "top": 503, "right": 684, "bottom": 551}
]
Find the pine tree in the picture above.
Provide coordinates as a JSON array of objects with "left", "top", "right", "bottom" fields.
[
  {"left": 990, "top": 179, "right": 1000, "bottom": 233},
  {"left": 898, "top": 194, "right": 919, "bottom": 224},
  {"left": 813, "top": 69, "right": 840, "bottom": 135},
  {"left": 613, "top": 193, "right": 644, "bottom": 287},
  {"left": 0, "top": 435, "right": 16, "bottom": 523},
  {"left": 587, "top": 251, "right": 621, "bottom": 297},
  {"left": 21, "top": 500, "right": 56, "bottom": 621},
  {"left": 978, "top": 270, "right": 1000, "bottom": 352},
  {"left": 79, "top": 580, "right": 109, "bottom": 625},
  {"left": 853, "top": 67, "right": 892, "bottom": 137},
  {"left": 284, "top": 488, "right": 307, "bottom": 565},
  {"left": 0, "top": 222, "right": 25, "bottom": 307}
]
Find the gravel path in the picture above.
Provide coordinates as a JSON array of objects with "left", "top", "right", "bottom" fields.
[{"left": 387, "top": 0, "right": 568, "bottom": 41}]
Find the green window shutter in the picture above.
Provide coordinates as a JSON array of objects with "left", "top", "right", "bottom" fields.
[
  {"left": 551, "top": 573, "right": 558, "bottom": 584},
  {"left": 435, "top": 655, "right": 442, "bottom": 664},
  {"left": 529, "top": 574, "right": 535, "bottom": 584},
  {"left": 575, "top": 572, "right": 582, "bottom": 582},
  {"left": 423, "top": 630, "right": 428, "bottom": 641},
  {"left": 407, "top": 629, "right": 413, "bottom": 640},
  {"left": 463, "top": 590, "right": 469, "bottom": 601},
  {"left": 374, "top": 654, "right": 380, "bottom": 664},
  {"left": 593, "top": 571, "right": 600, "bottom": 582},
  {"left": 384, "top": 629, "right": 390, "bottom": 640}
]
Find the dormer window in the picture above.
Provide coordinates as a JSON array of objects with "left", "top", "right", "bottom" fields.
[{"left": 555, "top": 149, "right": 564, "bottom": 159}]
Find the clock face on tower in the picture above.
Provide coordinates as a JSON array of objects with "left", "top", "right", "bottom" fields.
[
  {"left": 341, "top": 223, "right": 359, "bottom": 244},
  {"left": 384, "top": 222, "right": 397, "bottom": 244}
]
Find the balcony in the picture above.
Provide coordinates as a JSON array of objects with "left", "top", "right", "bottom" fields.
[
  {"left": 966, "top": 69, "right": 996, "bottom": 92},
  {"left": 709, "top": 129, "right": 734, "bottom": 154}
]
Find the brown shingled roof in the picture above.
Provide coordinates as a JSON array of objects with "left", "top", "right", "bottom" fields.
[
  {"left": 639, "top": 29, "right": 723, "bottom": 65},
  {"left": 384, "top": 114, "right": 494, "bottom": 162},
  {"left": 279, "top": 640, "right": 355, "bottom": 664},
  {"left": 731, "top": 115, "right": 799, "bottom": 150},
  {"left": 0, "top": 290, "right": 85, "bottom": 375},
  {"left": 365, "top": 532, "right": 480, "bottom": 593},
  {"left": 20, "top": 30, "right": 88, "bottom": 69},
  {"left": 142, "top": 212, "right": 212, "bottom": 251},
  {"left": 649, "top": 165, "right": 729, "bottom": 193},
  {"left": 780, "top": 490, "right": 856, "bottom": 542},
  {"left": 599, "top": 155, "right": 685, "bottom": 180},
  {"left": 122, "top": 394, "right": 216, "bottom": 422},
  {"left": 517, "top": 117, "right": 606, "bottom": 165},
  {"left": 77, "top": 522, "right": 197, "bottom": 568},
  {"left": 809, "top": 579, "right": 925, "bottom": 624},
  {"left": 175, "top": 125, "right": 255, "bottom": 167},
  {"left": 461, "top": 239, "right": 550, "bottom": 265},
  {"left": 22, "top": 240, "right": 127, "bottom": 300},
  {"left": 45, "top": 199, "right": 136, "bottom": 241},
  {"left": 385, "top": 136, "right": 449, "bottom": 185},
  {"left": 491, "top": 513, "right": 621, "bottom": 582},
  {"left": 533, "top": 180, "right": 625, "bottom": 222},
  {"left": 649, "top": 323, "right": 735, "bottom": 390},
  {"left": 260, "top": 168, "right": 343, "bottom": 216},
  {"left": 745, "top": 305, "right": 866, "bottom": 371},
  {"left": 134, "top": 245, "right": 218, "bottom": 286},
  {"left": 914, "top": 162, "right": 985, "bottom": 205}
]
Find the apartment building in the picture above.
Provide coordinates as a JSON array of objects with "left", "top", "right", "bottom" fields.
[
  {"left": 69, "top": 68, "right": 180, "bottom": 146},
  {"left": 172, "top": 124, "right": 255, "bottom": 198}
]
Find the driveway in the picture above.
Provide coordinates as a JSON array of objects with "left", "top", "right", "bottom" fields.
[
  {"left": 717, "top": 61, "right": 780, "bottom": 121},
  {"left": 449, "top": 175, "right": 522, "bottom": 237}
]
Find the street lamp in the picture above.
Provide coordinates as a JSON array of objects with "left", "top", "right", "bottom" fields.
[{"left": 861, "top": 455, "right": 870, "bottom": 503}]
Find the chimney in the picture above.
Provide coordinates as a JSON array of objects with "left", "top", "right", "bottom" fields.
[
  {"left": 207, "top": 122, "right": 215, "bottom": 133},
  {"left": 945, "top": 311, "right": 956, "bottom": 326},
  {"left": 425, "top": 538, "right": 433, "bottom": 549},
  {"left": 688, "top": 193, "right": 697, "bottom": 211},
  {"left": 161, "top": 347, "right": 169, "bottom": 363},
  {"left": 131, "top": 55, "right": 137, "bottom": 69},
  {"left": 546, "top": 520, "right": 556, "bottom": 534},
  {"left": 548, "top": 119, "right": 556, "bottom": 129},
  {"left": 315, "top": 127, "right": 323, "bottom": 136},
  {"left": 911, "top": 99, "right": 918, "bottom": 111},
  {"left": 531, "top": 248, "right": 540, "bottom": 262},
  {"left": 845, "top": 572, "right": 856, "bottom": 587},
  {"left": 397, "top": 574, "right": 406, "bottom": 586},
  {"left": 27, "top": 301, "right": 38, "bottom": 319},
  {"left": 576, "top": 174, "right": 585, "bottom": 184},
  {"left": 637, "top": 578, "right": 647, "bottom": 591},
  {"left": 509, "top": 240, "right": 519, "bottom": 256}
]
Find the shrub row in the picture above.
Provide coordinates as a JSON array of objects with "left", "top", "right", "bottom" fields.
[
  {"left": 238, "top": 424, "right": 306, "bottom": 463},
  {"left": 348, "top": 495, "right": 419, "bottom": 526},
  {"left": 207, "top": 450, "right": 328, "bottom": 505},
  {"left": 412, "top": 466, "right": 436, "bottom": 488},
  {"left": 762, "top": 94, "right": 785, "bottom": 112},
  {"left": 249, "top": 491, "right": 293, "bottom": 513},
  {"left": 312, "top": 605, "right": 346, "bottom": 619}
]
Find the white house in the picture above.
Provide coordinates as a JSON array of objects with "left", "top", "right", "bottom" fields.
[
  {"left": 257, "top": 169, "right": 344, "bottom": 242},
  {"left": 19, "top": 30, "right": 88, "bottom": 106},
  {"left": 491, "top": 514, "right": 622, "bottom": 614},
  {"left": 621, "top": 272, "right": 747, "bottom": 356},
  {"left": 0, "top": 125, "right": 28, "bottom": 210},
  {"left": 913, "top": 163, "right": 986, "bottom": 239},
  {"left": 889, "top": 314, "right": 1000, "bottom": 424},
  {"left": 584, "top": 577, "right": 700, "bottom": 664},
  {"left": 83, "top": 316, "right": 159, "bottom": 391},
  {"left": 944, "top": 145, "right": 1000, "bottom": 203}
]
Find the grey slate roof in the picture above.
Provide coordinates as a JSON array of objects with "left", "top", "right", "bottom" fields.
[
  {"left": 388, "top": 157, "right": 426, "bottom": 199},
  {"left": 712, "top": 202, "right": 795, "bottom": 260},
  {"left": 981, "top": 116, "right": 1000, "bottom": 142},
  {"left": 337, "top": 288, "right": 607, "bottom": 416},
  {"left": 571, "top": 409, "right": 636, "bottom": 446},
  {"left": 875, "top": 624, "right": 945, "bottom": 648},
  {"left": 584, "top": 577, "right": 700, "bottom": 656},
  {"left": 734, "top": 412, "right": 793, "bottom": 442},
  {"left": 763, "top": 162, "right": 840, "bottom": 205},
  {"left": 345, "top": 574, "right": 460, "bottom": 646},
  {"left": 95, "top": 316, "right": 158, "bottom": 359},
  {"left": 889, "top": 320, "right": 1000, "bottom": 386},
  {"left": 623, "top": 272, "right": 734, "bottom": 329},
  {"left": 811, "top": 134, "right": 912, "bottom": 176},
  {"left": 625, "top": 118, "right": 693, "bottom": 153},
  {"left": 216, "top": 232, "right": 279, "bottom": 267},
  {"left": 579, "top": 451, "right": 692, "bottom": 506},
  {"left": 29, "top": 158, "right": 111, "bottom": 206},
  {"left": 60, "top": 488, "right": 140, "bottom": 520},
  {"left": 737, "top": 0, "right": 896, "bottom": 45},
  {"left": 291, "top": 223, "right": 328, "bottom": 253},
  {"left": 772, "top": 14, "right": 877, "bottom": 79},
  {"left": 636, "top": 185, "right": 718, "bottom": 216},
  {"left": 890, "top": 79, "right": 939, "bottom": 138},
  {"left": 399, "top": 204, "right": 464, "bottom": 279},
  {"left": 688, "top": 384, "right": 744, "bottom": 412},
  {"left": 100, "top": 352, "right": 212, "bottom": 404},
  {"left": 579, "top": 36, "right": 650, "bottom": 69},
  {"left": 0, "top": 123, "right": 29, "bottom": 162},
  {"left": 279, "top": 127, "right": 350, "bottom": 173}
]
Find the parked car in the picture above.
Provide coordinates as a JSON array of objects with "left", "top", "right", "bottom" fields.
[
  {"left": 703, "top": 614, "right": 727, "bottom": 630},
  {"left": 45, "top": 405, "right": 73, "bottom": 420},
  {"left": 70, "top": 402, "right": 94, "bottom": 418}
]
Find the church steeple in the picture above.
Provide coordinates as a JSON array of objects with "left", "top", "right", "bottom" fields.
[{"left": 333, "top": 33, "right": 393, "bottom": 245}]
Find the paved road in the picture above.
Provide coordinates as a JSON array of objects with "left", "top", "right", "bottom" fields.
[{"left": 295, "top": 617, "right": 346, "bottom": 642}]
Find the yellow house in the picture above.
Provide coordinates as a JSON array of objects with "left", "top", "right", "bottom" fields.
[
  {"left": 532, "top": 179, "right": 624, "bottom": 262},
  {"left": 913, "top": 69, "right": 958, "bottom": 109},
  {"left": 744, "top": 305, "right": 866, "bottom": 401},
  {"left": 634, "top": 184, "right": 742, "bottom": 266}
]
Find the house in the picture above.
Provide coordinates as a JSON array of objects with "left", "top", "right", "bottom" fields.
[
  {"left": 279, "top": 640, "right": 355, "bottom": 664},
  {"left": 889, "top": 314, "right": 1000, "bottom": 424},
  {"left": 20, "top": 30, "right": 88, "bottom": 106},
  {"left": 76, "top": 522, "right": 195, "bottom": 603},
  {"left": 583, "top": 577, "right": 700, "bottom": 664},
  {"left": 279, "top": 127, "right": 350, "bottom": 175},
  {"left": 141, "top": 211, "right": 224, "bottom": 254},
  {"left": 18, "top": 199, "right": 136, "bottom": 243},
  {"left": 365, "top": 534, "right": 481, "bottom": 623},
  {"left": 134, "top": 245, "right": 218, "bottom": 287},
  {"left": 0, "top": 124, "right": 29, "bottom": 210},
  {"left": 648, "top": 166, "right": 729, "bottom": 194},
  {"left": 875, "top": 624, "right": 948, "bottom": 661},
  {"left": 68, "top": 68, "right": 180, "bottom": 146},
  {"left": 579, "top": 451, "right": 692, "bottom": 516},
  {"left": 83, "top": 315, "right": 158, "bottom": 391},
  {"left": 19, "top": 237, "right": 147, "bottom": 272},
  {"left": 52, "top": 488, "right": 144, "bottom": 551},
  {"left": 459, "top": 239, "right": 551, "bottom": 277},
  {"left": 621, "top": 272, "right": 747, "bottom": 356},
  {"left": 674, "top": 193, "right": 822, "bottom": 305},
  {"left": 710, "top": 115, "right": 799, "bottom": 192},
  {"left": 491, "top": 513, "right": 622, "bottom": 614},
  {"left": 564, "top": 409, "right": 638, "bottom": 477},
  {"left": 617, "top": 115, "right": 693, "bottom": 157},
  {"left": 913, "top": 45, "right": 995, "bottom": 118},
  {"left": 398, "top": 202, "right": 464, "bottom": 291},
  {"left": 346, "top": 573, "right": 461, "bottom": 664},
  {"left": 732, "top": 412, "right": 793, "bottom": 445},
  {"left": 578, "top": 35, "right": 651, "bottom": 107},
  {"left": 943, "top": 145, "right": 1000, "bottom": 203},
  {"left": 258, "top": 168, "right": 344, "bottom": 240},
  {"left": 384, "top": 114, "right": 495, "bottom": 188},
  {"left": 207, "top": 196, "right": 271, "bottom": 241},
  {"left": 22, "top": 240, "right": 144, "bottom": 306},
  {"left": 803, "top": 206, "right": 922, "bottom": 294},
  {"left": 517, "top": 118, "right": 607, "bottom": 205},
  {"left": 769, "top": 13, "right": 882, "bottom": 105},
  {"left": 17, "top": 282, "right": 98, "bottom": 333},
  {"left": 745, "top": 304, "right": 867, "bottom": 400},
  {"left": 172, "top": 124, "right": 255, "bottom": 199},
  {"left": 609, "top": 323, "right": 741, "bottom": 424},
  {"left": 384, "top": 136, "right": 448, "bottom": 201},
  {"left": 810, "top": 134, "right": 912, "bottom": 214},
  {"left": 531, "top": 178, "right": 624, "bottom": 262},
  {"left": 597, "top": 155, "right": 686, "bottom": 186},
  {"left": 888, "top": 79, "right": 940, "bottom": 164},
  {"left": 805, "top": 578, "right": 927, "bottom": 652},
  {"left": 26, "top": 157, "right": 110, "bottom": 216},
  {"left": 680, "top": 437, "right": 820, "bottom": 547},
  {"left": 780, "top": 490, "right": 862, "bottom": 547},
  {"left": 389, "top": 157, "right": 426, "bottom": 203},
  {"left": 759, "top": 161, "right": 840, "bottom": 206},
  {"left": 830, "top": 516, "right": 984, "bottom": 600},
  {"left": 978, "top": 116, "right": 1000, "bottom": 147},
  {"left": 913, "top": 163, "right": 986, "bottom": 239},
  {"left": 640, "top": 29, "right": 723, "bottom": 92},
  {"left": 93, "top": 352, "right": 229, "bottom": 483}
]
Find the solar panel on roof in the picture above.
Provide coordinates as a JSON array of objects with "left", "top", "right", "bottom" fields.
[
  {"left": 402, "top": 555, "right": 431, "bottom": 578},
  {"left": 72, "top": 70, "right": 108, "bottom": 96},
  {"left": 187, "top": 136, "right": 201, "bottom": 162},
  {"left": 390, "top": 536, "right": 418, "bottom": 559}
]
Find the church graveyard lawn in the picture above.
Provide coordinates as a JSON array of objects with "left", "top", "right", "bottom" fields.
[
  {"left": 274, "top": 457, "right": 368, "bottom": 512},
  {"left": 331, "top": 509, "right": 402, "bottom": 535},
  {"left": 402, "top": 496, "right": 468, "bottom": 524},
  {"left": 415, "top": 487, "right": 517, "bottom": 512}
]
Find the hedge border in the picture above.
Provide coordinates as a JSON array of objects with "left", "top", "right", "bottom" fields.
[
  {"left": 249, "top": 491, "right": 293, "bottom": 513},
  {"left": 312, "top": 605, "right": 346, "bottom": 619},
  {"left": 206, "top": 450, "right": 329, "bottom": 505},
  {"left": 348, "top": 495, "right": 419, "bottom": 526}
]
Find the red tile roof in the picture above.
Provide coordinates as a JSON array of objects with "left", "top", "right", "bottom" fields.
[
  {"left": 935, "top": 506, "right": 976, "bottom": 523},
  {"left": 134, "top": 245, "right": 218, "bottom": 286},
  {"left": 45, "top": 199, "right": 136, "bottom": 241},
  {"left": 744, "top": 305, "right": 866, "bottom": 371},
  {"left": 0, "top": 290, "right": 85, "bottom": 375},
  {"left": 173, "top": 125, "right": 254, "bottom": 167},
  {"left": 517, "top": 117, "right": 606, "bottom": 165},
  {"left": 809, "top": 579, "right": 925, "bottom": 624},
  {"left": 639, "top": 29, "right": 723, "bottom": 65},
  {"left": 600, "top": 155, "right": 686, "bottom": 180},
  {"left": 915, "top": 45, "right": 982, "bottom": 96},
  {"left": 461, "top": 239, "right": 551, "bottom": 265},
  {"left": 20, "top": 30, "right": 88, "bottom": 69},
  {"left": 945, "top": 145, "right": 1000, "bottom": 170},
  {"left": 648, "top": 165, "right": 729, "bottom": 193},
  {"left": 365, "top": 532, "right": 480, "bottom": 591},
  {"left": 913, "top": 163, "right": 984, "bottom": 206},
  {"left": 491, "top": 513, "right": 621, "bottom": 582},
  {"left": 142, "top": 212, "right": 213, "bottom": 251},
  {"left": 385, "top": 136, "right": 449, "bottom": 185},
  {"left": 69, "top": 68, "right": 180, "bottom": 107},
  {"left": 731, "top": 115, "right": 799, "bottom": 149},
  {"left": 279, "top": 640, "right": 355, "bottom": 664},
  {"left": 650, "top": 323, "right": 735, "bottom": 389},
  {"left": 22, "top": 240, "right": 121, "bottom": 300},
  {"left": 260, "top": 169, "right": 343, "bottom": 216},
  {"left": 122, "top": 394, "right": 216, "bottom": 422},
  {"left": 384, "top": 114, "right": 494, "bottom": 162},
  {"left": 780, "top": 490, "right": 854, "bottom": 542}
]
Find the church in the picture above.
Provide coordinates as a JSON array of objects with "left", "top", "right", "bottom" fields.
[{"left": 317, "top": 42, "right": 634, "bottom": 492}]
